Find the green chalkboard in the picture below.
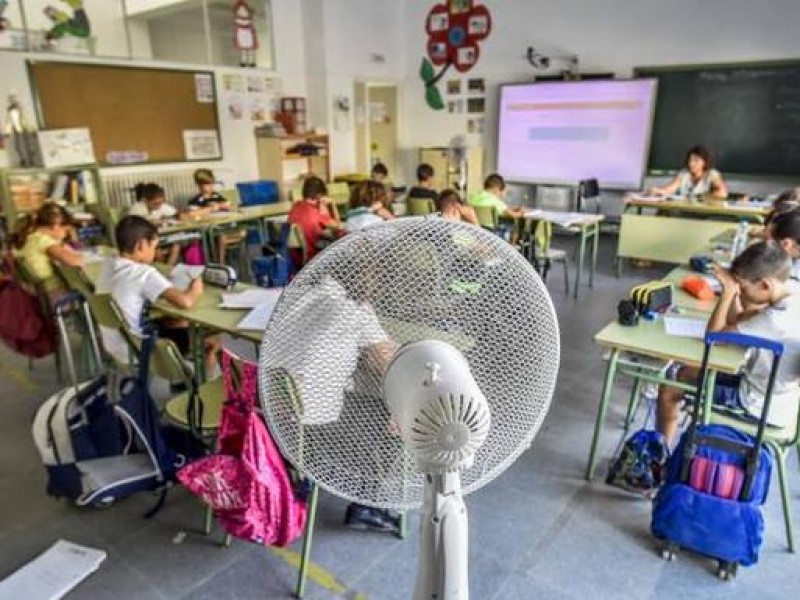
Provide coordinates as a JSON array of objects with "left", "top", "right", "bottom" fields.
[{"left": 635, "top": 61, "right": 800, "bottom": 177}]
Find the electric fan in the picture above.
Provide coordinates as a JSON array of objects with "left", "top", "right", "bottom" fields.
[
  {"left": 259, "top": 217, "right": 560, "bottom": 599},
  {"left": 447, "top": 135, "right": 468, "bottom": 192}
]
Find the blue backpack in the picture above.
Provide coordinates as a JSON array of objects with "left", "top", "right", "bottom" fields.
[
  {"left": 32, "top": 328, "right": 179, "bottom": 511},
  {"left": 606, "top": 399, "right": 670, "bottom": 495}
]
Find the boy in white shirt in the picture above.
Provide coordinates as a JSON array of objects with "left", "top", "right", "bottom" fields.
[
  {"left": 95, "top": 216, "right": 218, "bottom": 373},
  {"left": 657, "top": 241, "right": 800, "bottom": 445}
]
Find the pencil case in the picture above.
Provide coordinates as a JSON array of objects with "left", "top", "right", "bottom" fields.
[{"left": 630, "top": 281, "right": 673, "bottom": 314}]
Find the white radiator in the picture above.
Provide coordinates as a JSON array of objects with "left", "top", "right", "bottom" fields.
[{"left": 102, "top": 169, "right": 201, "bottom": 210}]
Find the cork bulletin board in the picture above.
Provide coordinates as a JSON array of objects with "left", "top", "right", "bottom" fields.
[{"left": 28, "top": 61, "right": 222, "bottom": 165}]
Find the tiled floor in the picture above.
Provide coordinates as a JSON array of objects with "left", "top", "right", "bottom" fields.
[{"left": 1, "top": 234, "right": 798, "bottom": 599}]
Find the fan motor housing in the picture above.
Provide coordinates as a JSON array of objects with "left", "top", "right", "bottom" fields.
[{"left": 384, "top": 340, "right": 491, "bottom": 473}]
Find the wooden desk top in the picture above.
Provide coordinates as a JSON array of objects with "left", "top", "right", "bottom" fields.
[
  {"left": 522, "top": 209, "right": 605, "bottom": 229},
  {"left": 595, "top": 318, "right": 744, "bottom": 374},
  {"left": 625, "top": 196, "right": 769, "bottom": 219},
  {"left": 158, "top": 202, "right": 292, "bottom": 235}
]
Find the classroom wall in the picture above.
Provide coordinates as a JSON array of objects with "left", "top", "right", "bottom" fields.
[
  {"left": 299, "top": 0, "right": 406, "bottom": 175},
  {"left": 395, "top": 0, "right": 800, "bottom": 195}
]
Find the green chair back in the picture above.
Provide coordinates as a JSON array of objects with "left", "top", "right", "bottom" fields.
[
  {"left": 473, "top": 205, "right": 499, "bottom": 230},
  {"left": 328, "top": 182, "right": 350, "bottom": 219},
  {"left": 54, "top": 263, "right": 94, "bottom": 297},
  {"left": 408, "top": 196, "right": 436, "bottom": 216},
  {"left": 287, "top": 223, "right": 309, "bottom": 265}
]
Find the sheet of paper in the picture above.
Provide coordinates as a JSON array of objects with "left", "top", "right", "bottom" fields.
[
  {"left": 0, "top": 539, "right": 106, "bottom": 600},
  {"left": 237, "top": 303, "right": 276, "bottom": 331},
  {"left": 664, "top": 316, "right": 707, "bottom": 339},
  {"left": 221, "top": 288, "right": 282, "bottom": 309},
  {"left": 524, "top": 209, "right": 585, "bottom": 228},
  {"left": 628, "top": 193, "right": 666, "bottom": 202},
  {"left": 78, "top": 250, "right": 105, "bottom": 264},
  {"left": 170, "top": 264, "right": 205, "bottom": 290}
]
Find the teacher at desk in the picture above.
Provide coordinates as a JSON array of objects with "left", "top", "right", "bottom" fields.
[{"left": 649, "top": 145, "right": 729, "bottom": 199}]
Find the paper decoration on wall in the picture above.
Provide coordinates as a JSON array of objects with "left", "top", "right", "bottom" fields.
[
  {"left": 223, "top": 73, "right": 245, "bottom": 93},
  {"left": 183, "top": 130, "right": 221, "bottom": 160},
  {"left": 420, "top": 0, "right": 492, "bottom": 110},
  {"left": 233, "top": 0, "right": 258, "bottom": 68},
  {"left": 44, "top": 0, "right": 91, "bottom": 41},
  {"left": 3, "top": 92, "right": 36, "bottom": 166},
  {"left": 194, "top": 74, "right": 214, "bottom": 103}
]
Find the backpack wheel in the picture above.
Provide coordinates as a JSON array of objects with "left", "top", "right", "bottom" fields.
[
  {"left": 717, "top": 561, "right": 737, "bottom": 581},
  {"left": 660, "top": 543, "right": 677, "bottom": 561}
]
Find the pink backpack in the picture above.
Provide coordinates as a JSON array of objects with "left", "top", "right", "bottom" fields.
[
  {"left": 177, "top": 350, "right": 307, "bottom": 546},
  {"left": 182, "top": 241, "right": 205, "bottom": 266}
]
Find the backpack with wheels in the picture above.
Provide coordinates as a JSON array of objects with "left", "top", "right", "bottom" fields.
[
  {"left": 32, "top": 317, "right": 180, "bottom": 510},
  {"left": 651, "top": 332, "right": 778, "bottom": 579}
]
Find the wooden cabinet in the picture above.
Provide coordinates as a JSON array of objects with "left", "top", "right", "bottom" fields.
[
  {"left": 419, "top": 146, "right": 484, "bottom": 198},
  {"left": 0, "top": 163, "right": 106, "bottom": 231},
  {"left": 255, "top": 134, "right": 331, "bottom": 201}
]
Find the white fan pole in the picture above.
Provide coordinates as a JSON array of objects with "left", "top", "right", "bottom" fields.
[{"left": 414, "top": 471, "right": 469, "bottom": 600}]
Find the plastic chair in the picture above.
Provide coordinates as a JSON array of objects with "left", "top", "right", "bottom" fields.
[
  {"left": 533, "top": 220, "right": 570, "bottom": 296},
  {"left": 236, "top": 180, "right": 279, "bottom": 207},
  {"left": 473, "top": 205, "right": 499, "bottom": 231},
  {"left": 287, "top": 223, "right": 310, "bottom": 267},
  {"left": 407, "top": 196, "right": 436, "bottom": 216},
  {"left": 709, "top": 404, "right": 800, "bottom": 553},
  {"left": 328, "top": 182, "right": 350, "bottom": 219}
]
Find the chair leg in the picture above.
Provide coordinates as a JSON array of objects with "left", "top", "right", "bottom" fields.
[
  {"left": 562, "top": 260, "right": 570, "bottom": 296},
  {"left": 295, "top": 483, "right": 319, "bottom": 599},
  {"left": 774, "top": 444, "right": 795, "bottom": 553},
  {"left": 203, "top": 504, "right": 213, "bottom": 536}
]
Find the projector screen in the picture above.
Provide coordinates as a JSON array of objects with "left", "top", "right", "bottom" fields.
[{"left": 496, "top": 79, "right": 658, "bottom": 189}]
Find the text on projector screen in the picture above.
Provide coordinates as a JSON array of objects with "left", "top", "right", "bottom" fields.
[{"left": 496, "top": 80, "right": 657, "bottom": 189}]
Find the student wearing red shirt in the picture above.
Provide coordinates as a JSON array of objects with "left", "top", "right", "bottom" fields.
[{"left": 287, "top": 176, "right": 340, "bottom": 262}]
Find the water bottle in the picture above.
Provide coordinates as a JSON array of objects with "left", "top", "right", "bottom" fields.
[{"left": 731, "top": 220, "right": 749, "bottom": 258}]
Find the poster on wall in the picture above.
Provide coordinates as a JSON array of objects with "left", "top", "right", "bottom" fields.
[
  {"left": 467, "top": 78, "right": 485, "bottom": 95},
  {"left": 467, "top": 97, "right": 485, "bottom": 113},
  {"left": 183, "top": 129, "right": 221, "bottom": 160},
  {"left": 447, "top": 99, "right": 464, "bottom": 114},
  {"left": 225, "top": 94, "right": 245, "bottom": 120},
  {"left": 38, "top": 128, "right": 96, "bottom": 168},
  {"left": 194, "top": 73, "right": 214, "bottom": 103},
  {"left": 250, "top": 97, "right": 267, "bottom": 122},
  {"left": 222, "top": 73, "right": 245, "bottom": 93},
  {"left": 420, "top": 0, "right": 492, "bottom": 110}
]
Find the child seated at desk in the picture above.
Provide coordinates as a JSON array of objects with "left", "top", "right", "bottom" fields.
[
  {"left": 438, "top": 189, "right": 478, "bottom": 225},
  {"left": 750, "top": 188, "right": 800, "bottom": 240},
  {"left": 648, "top": 145, "right": 728, "bottom": 200},
  {"left": 287, "top": 176, "right": 341, "bottom": 261},
  {"left": 371, "top": 161, "right": 395, "bottom": 215},
  {"left": 95, "top": 215, "right": 219, "bottom": 375},
  {"left": 468, "top": 173, "right": 525, "bottom": 219},
  {"left": 656, "top": 242, "right": 800, "bottom": 446},
  {"left": 407, "top": 163, "right": 438, "bottom": 203},
  {"left": 15, "top": 202, "right": 84, "bottom": 303},
  {"left": 128, "top": 182, "right": 181, "bottom": 266},
  {"left": 768, "top": 209, "right": 800, "bottom": 280},
  {"left": 189, "top": 168, "right": 246, "bottom": 265},
  {"left": 346, "top": 181, "right": 392, "bottom": 232}
]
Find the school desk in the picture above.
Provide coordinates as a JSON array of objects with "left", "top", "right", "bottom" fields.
[
  {"left": 585, "top": 312, "right": 745, "bottom": 481},
  {"left": 617, "top": 198, "right": 766, "bottom": 274},
  {"left": 624, "top": 196, "right": 769, "bottom": 220},
  {"left": 522, "top": 210, "right": 605, "bottom": 299},
  {"left": 158, "top": 202, "right": 292, "bottom": 261}
]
